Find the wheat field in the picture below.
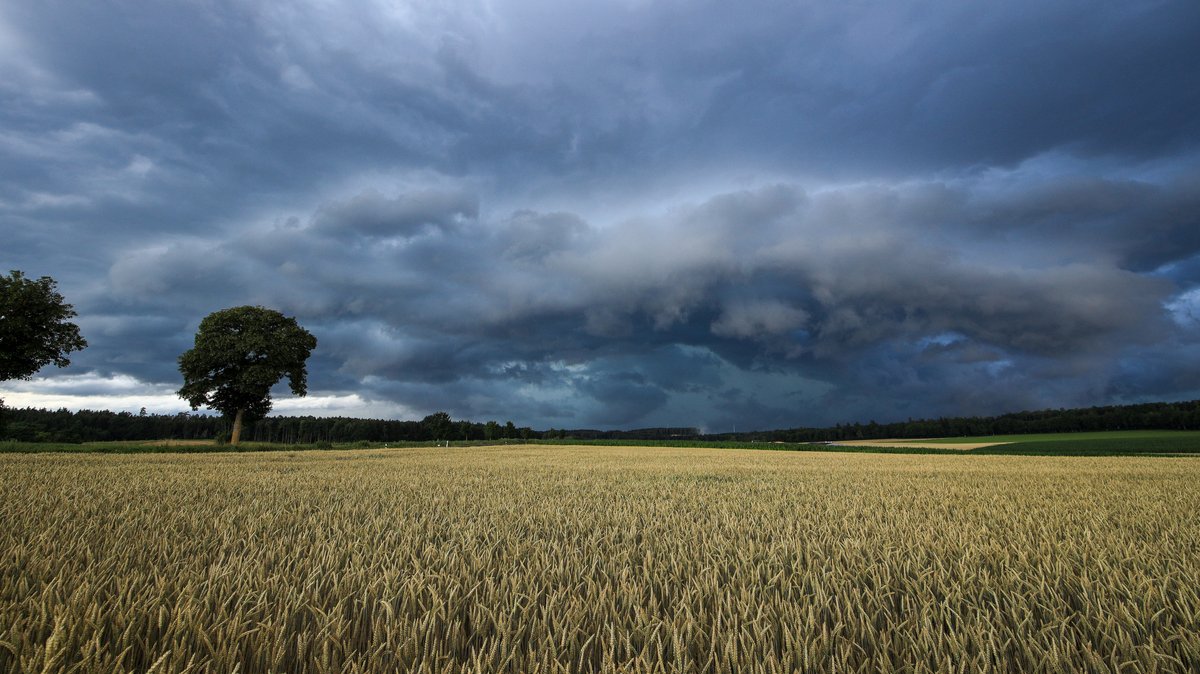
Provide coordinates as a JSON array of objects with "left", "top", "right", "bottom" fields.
[{"left": 2, "top": 446, "right": 1198, "bottom": 673}]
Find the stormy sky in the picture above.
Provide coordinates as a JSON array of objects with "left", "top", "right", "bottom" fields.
[{"left": 2, "top": 0, "right": 1199, "bottom": 431}]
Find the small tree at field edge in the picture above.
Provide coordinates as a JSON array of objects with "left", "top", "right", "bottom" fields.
[
  {"left": 177, "top": 306, "right": 317, "bottom": 445},
  {"left": 0, "top": 270, "right": 87, "bottom": 383}
]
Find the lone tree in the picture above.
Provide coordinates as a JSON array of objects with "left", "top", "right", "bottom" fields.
[
  {"left": 0, "top": 270, "right": 88, "bottom": 382},
  {"left": 178, "top": 306, "right": 317, "bottom": 445}
]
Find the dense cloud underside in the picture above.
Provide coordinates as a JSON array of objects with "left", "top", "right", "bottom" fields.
[{"left": 2, "top": 1, "right": 1199, "bottom": 429}]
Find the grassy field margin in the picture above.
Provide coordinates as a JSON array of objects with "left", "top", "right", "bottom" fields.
[{"left": 3, "top": 429, "right": 1200, "bottom": 456}]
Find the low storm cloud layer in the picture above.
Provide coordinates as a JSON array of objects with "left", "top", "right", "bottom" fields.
[{"left": 2, "top": 0, "right": 1199, "bottom": 429}]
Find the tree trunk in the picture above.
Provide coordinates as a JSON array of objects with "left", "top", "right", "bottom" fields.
[{"left": 231, "top": 408, "right": 245, "bottom": 446}]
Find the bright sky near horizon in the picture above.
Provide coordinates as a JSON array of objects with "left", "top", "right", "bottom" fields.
[{"left": 2, "top": 0, "right": 1199, "bottom": 430}]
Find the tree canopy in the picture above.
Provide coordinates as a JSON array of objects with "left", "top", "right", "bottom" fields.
[
  {"left": 0, "top": 270, "right": 87, "bottom": 382},
  {"left": 177, "top": 306, "right": 317, "bottom": 444}
]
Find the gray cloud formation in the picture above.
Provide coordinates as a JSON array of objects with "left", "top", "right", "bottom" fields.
[
  {"left": 2, "top": 0, "right": 1199, "bottom": 428},
  {"left": 93, "top": 176, "right": 1186, "bottom": 426}
]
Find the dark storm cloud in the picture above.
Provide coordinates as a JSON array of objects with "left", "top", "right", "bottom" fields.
[
  {"left": 312, "top": 189, "right": 479, "bottom": 239},
  {"left": 89, "top": 176, "right": 1185, "bottom": 426},
  {"left": 957, "top": 171, "right": 1200, "bottom": 271},
  {"left": 3, "top": 0, "right": 1199, "bottom": 428},
  {"left": 589, "top": 0, "right": 1200, "bottom": 175}
]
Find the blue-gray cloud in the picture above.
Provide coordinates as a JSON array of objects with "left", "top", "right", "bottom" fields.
[{"left": 2, "top": 0, "right": 1199, "bottom": 429}]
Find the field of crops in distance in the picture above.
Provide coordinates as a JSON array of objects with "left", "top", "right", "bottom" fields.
[
  {"left": 825, "top": 430, "right": 1200, "bottom": 455},
  {"left": 3, "top": 445, "right": 1199, "bottom": 673}
]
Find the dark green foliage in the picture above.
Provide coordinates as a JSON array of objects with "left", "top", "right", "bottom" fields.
[
  {"left": 177, "top": 306, "right": 317, "bottom": 424},
  {"left": 0, "top": 408, "right": 224, "bottom": 443},
  {"left": 421, "top": 412, "right": 453, "bottom": 440},
  {"left": 0, "top": 270, "right": 87, "bottom": 381},
  {"left": 0, "top": 406, "right": 539, "bottom": 444}
]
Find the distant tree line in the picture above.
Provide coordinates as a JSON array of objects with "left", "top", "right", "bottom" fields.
[
  {"left": 0, "top": 407, "right": 537, "bottom": 445},
  {"left": 543, "top": 401, "right": 1200, "bottom": 443},
  {"left": 0, "top": 408, "right": 223, "bottom": 444},
  {"left": 703, "top": 400, "right": 1200, "bottom": 442},
  {"left": 3, "top": 400, "right": 1199, "bottom": 445},
  {"left": 554, "top": 427, "right": 709, "bottom": 441}
]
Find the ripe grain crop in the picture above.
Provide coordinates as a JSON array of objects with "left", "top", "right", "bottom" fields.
[{"left": 2, "top": 446, "right": 1198, "bottom": 673}]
